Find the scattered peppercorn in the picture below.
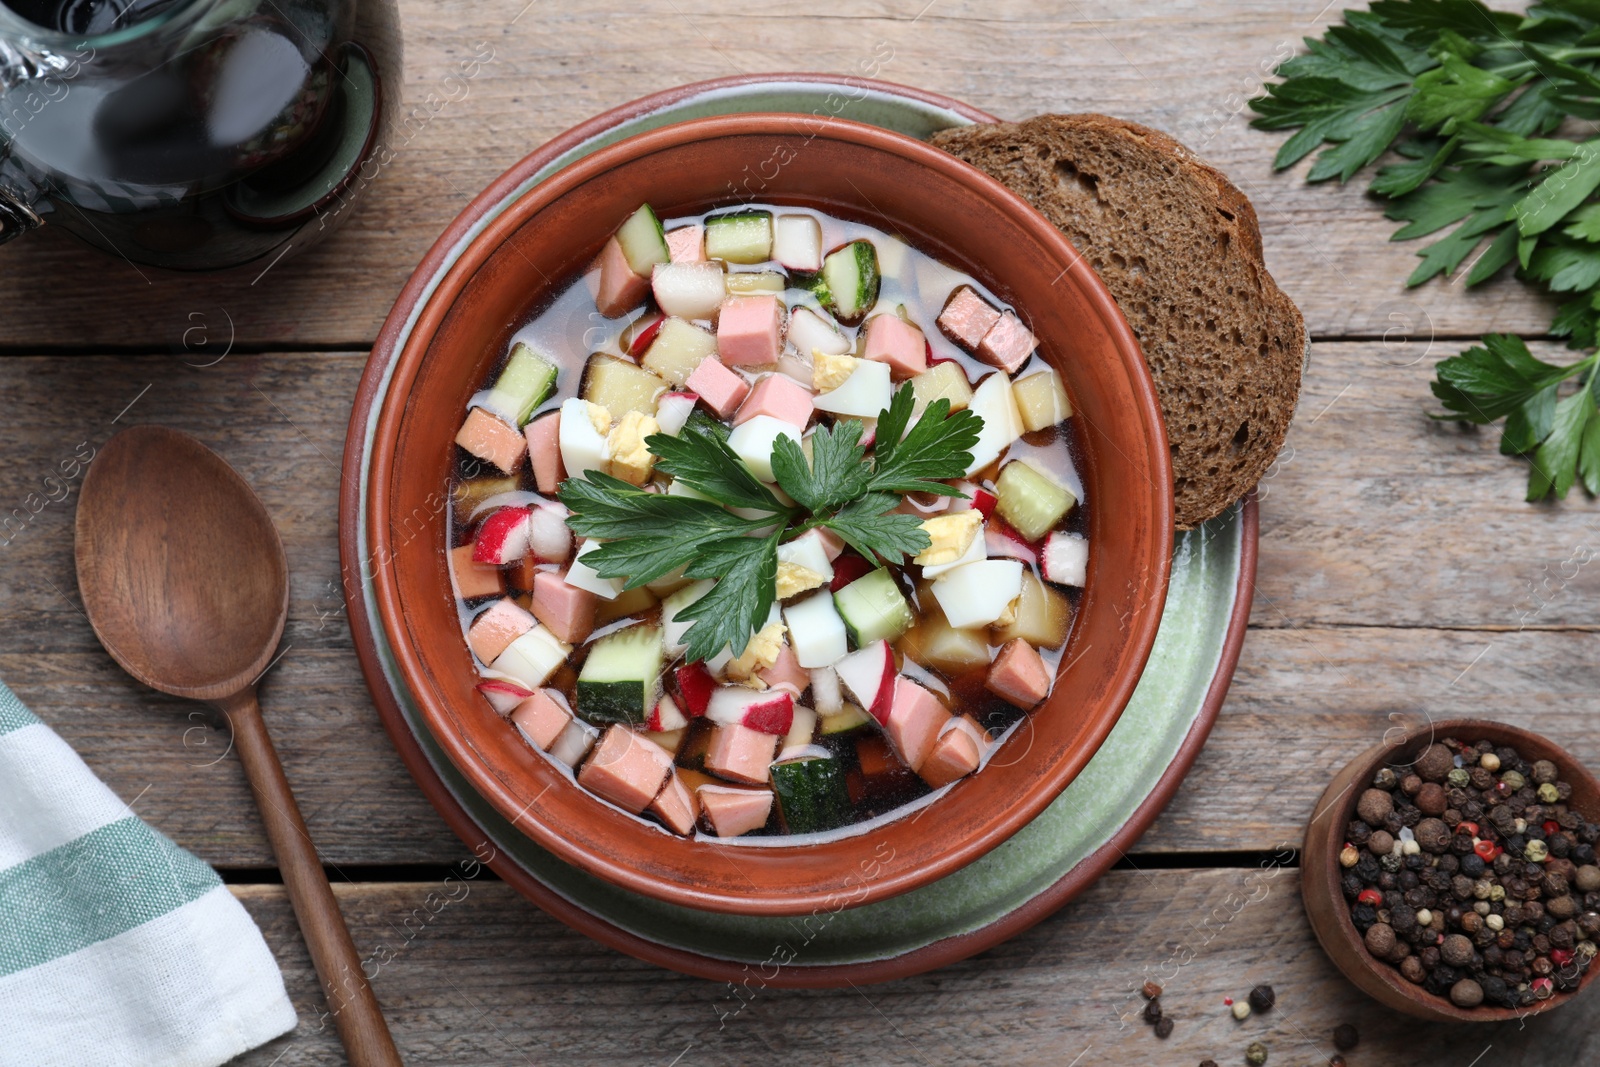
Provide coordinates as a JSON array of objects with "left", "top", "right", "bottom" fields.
[
  {"left": 1245, "top": 1040, "right": 1268, "bottom": 1066},
  {"left": 1329, "top": 1058, "right": 1347, "bottom": 1067},
  {"left": 1143, "top": 997, "right": 1162, "bottom": 1024},
  {"left": 1154, "top": 1016, "right": 1174, "bottom": 1039},
  {"left": 1247, "top": 984, "right": 1275, "bottom": 1012},
  {"left": 1200, "top": 1061, "right": 1219, "bottom": 1067},
  {"left": 1142, "top": 980, "right": 1163, "bottom": 1000},
  {"left": 1341, "top": 736, "right": 1598, "bottom": 1011},
  {"left": 1231, "top": 1001, "right": 1250, "bottom": 1021},
  {"left": 1333, "top": 1023, "right": 1359, "bottom": 1050}
]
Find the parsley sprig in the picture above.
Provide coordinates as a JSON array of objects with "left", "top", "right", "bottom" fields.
[
  {"left": 1251, "top": 0, "right": 1600, "bottom": 499},
  {"left": 559, "top": 384, "right": 981, "bottom": 661}
]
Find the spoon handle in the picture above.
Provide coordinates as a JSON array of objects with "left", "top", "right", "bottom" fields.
[{"left": 224, "top": 689, "right": 404, "bottom": 1067}]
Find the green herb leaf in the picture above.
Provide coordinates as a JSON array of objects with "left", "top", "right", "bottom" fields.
[
  {"left": 646, "top": 424, "right": 789, "bottom": 514},
  {"left": 820, "top": 493, "right": 931, "bottom": 563},
  {"left": 770, "top": 419, "right": 870, "bottom": 513},
  {"left": 1527, "top": 388, "right": 1596, "bottom": 500},
  {"left": 674, "top": 530, "right": 781, "bottom": 661},
  {"left": 868, "top": 387, "right": 983, "bottom": 497}
]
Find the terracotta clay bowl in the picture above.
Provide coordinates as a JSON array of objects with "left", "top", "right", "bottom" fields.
[
  {"left": 1303, "top": 718, "right": 1600, "bottom": 1022},
  {"left": 366, "top": 113, "right": 1174, "bottom": 916}
]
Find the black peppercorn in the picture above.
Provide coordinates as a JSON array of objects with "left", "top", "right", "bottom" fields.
[
  {"left": 1143, "top": 997, "right": 1162, "bottom": 1024},
  {"left": 1332, "top": 1023, "right": 1359, "bottom": 1050},
  {"left": 1154, "top": 1016, "right": 1173, "bottom": 1039},
  {"left": 1247, "top": 984, "right": 1275, "bottom": 1012}
]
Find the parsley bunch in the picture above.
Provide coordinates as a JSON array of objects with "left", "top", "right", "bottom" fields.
[
  {"left": 558, "top": 385, "right": 981, "bottom": 661},
  {"left": 1250, "top": 0, "right": 1600, "bottom": 499}
]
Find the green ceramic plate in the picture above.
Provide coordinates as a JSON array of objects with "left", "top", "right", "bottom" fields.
[{"left": 342, "top": 75, "right": 1255, "bottom": 984}]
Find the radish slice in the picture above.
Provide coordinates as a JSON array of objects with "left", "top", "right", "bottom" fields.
[
  {"left": 787, "top": 306, "right": 852, "bottom": 357},
  {"left": 625, "top": 312, "right": 665, "bottom": 357},
  {"left": 528, "top": 503, "right": 573, "bottom": 563},
  {"left": 774, "top": 214, "right": 823, "bottom": 272},
  {"left": 646, "top": 692, "right": 690, "bottom": 733},
  {"left": 834, "top": 640, "right": 896, "bottom": 725},
  {"left": 472, "top": 506, "right": 531, "bottom": 565},
  {"left": 707, "top": 686, "right": 795, "bottom": 735},
  {"left": 655, "top": 391, "right": 699, "bottom": 436},
  {"left": 809, "top": 666, "right": 843, "bottom": 716},
  {"left": 1042, "top": 531, "right": 1088, "bottom": 587},
  {"left": 675, "top": 661, "right": 716, "bottom": 716},
  {"left": 985, "top": 520, "right": 1038, "bottom": 564},
  {"left": 651, "top": 261, "right": 725, "bottom": 319},
  {"left": 829, "top": 553, "right": 874, "bottom": 592},
  {"left": 476, "top": 679, "right": 534, "bottom": 715}
]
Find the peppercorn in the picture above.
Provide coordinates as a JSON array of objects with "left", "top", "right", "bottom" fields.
[
  {"left": 1243, "top": 983, "right": 1274, "bottom": 1012},
  {"left": 1451, "top": 977, "right": 1485, "bottom": 1007},
  {"left": 1154, "top": 1016, "right": 1173, "bottom": 1039},
  {"left": 1539, "top": 783, "right": 1561, "bottom": 804},
  {"left": 1448, "top": 767, "right": 1471, "bottom": 788},
  {"left": 1416, "top": 743, "right": 1453, "bottom": 782},
  {"left": 1332, "top": 1024, "right": 1359, "bottom": 1051},
  {"left": 1401, "top": 955, "right": 1426, "bottom": 983},
  {"left": 1373, "top": 767, "right": 1398, "bottom": 790},
  {"left": 1329, "top": 1058, "right": 1347, "bottom": 1067},
  {"left": 1200, "top": 1062, "right": 1219, "bottom": 1067},
  {"left": 1532, "top": 760, "right": 1558, "bottom": 785},
  {"left": 1527, "top": 840, "right": 1550, "bottom": 863},
  {"left": 1417, "top": 783, "right": 1448, "bottom": 816},
  {"left": 1481, "top": 753, "right": 1502, "bottom": 772},
  {"left": 1141, "top": 980, "right": 1162, "bottom": 1000},
  {"left": 1357, "top": 788, "right": 1394, "bottom": 826},
  {"left": 1502, "top": 770, "right": 1527, "bottom": 792},
  {"left": 1245, "top": 1041, "right": 1268, "bottom": 1066},
  {"left": 1339, "top": 845, "right": 1360, "bottom": 868},
  {"left": 1143, "top": 997, "right": 1162, "bottom": 1024},
  {"left": 1231, "top": 1001, "right": 1250, "bottom": 1021},
  {"left": 1578, "top": 866, "right": 1600, "bottom": 893},
  {"left": 1368, "top": 829, "right": 1396, "bottom": 856}
]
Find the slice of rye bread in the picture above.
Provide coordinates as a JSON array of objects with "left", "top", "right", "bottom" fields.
[{"left": 931, "top": 114, "right": 1306, "bottom": 529}]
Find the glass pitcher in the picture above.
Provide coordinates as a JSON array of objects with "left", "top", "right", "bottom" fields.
[{"left": 0, "top": 0, "right": 400, "bottom": 272}]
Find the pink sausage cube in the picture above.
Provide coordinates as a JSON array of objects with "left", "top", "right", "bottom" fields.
[
  {"left": 467, "top": 598, "right": 536, "bottom": 663},
  {"left": 530, "top": 569, "right": 597, "bottom": 645},
  {"left": 937, "top": 285, "right": 1002, "bottom": 351},
  {"left": 862, "top": 314, "right": 928, "bottom": 380},
  {"left": 918, "top": 727, "right": 981, "bottom": 789},
  {"left": 450, "top": 544, "right": 504, "bottom": 600},
  {"left": 578, "top": 725, "right": 674, "bottom": 814},
  {"left": 524, "top": 411, "right": 565, "bottom": 495},
  {"left": 734, "top": 373, "right": 813, "bottom": 429},
  {"left": 715, "top": 295, "right": 785, "bottom": 368},
  {"left": 978, "top": 310, "right": 1038, "bottom": 375},
  {"left": 884, "top": 677, "right": 952, "bottom": 772},
  {"left": 705, "top": 722, "right": 779, "bottom": 785},
  {"left": 759, "top": 642, "right": 811, "bottom": 696},
  {"left": 593, "top": 235, "right": 651, "bottom": 318},
  {"left": 697, "top": 784, "right": 774, "bottom": 837},
  {"left": 649, "top": 770, "right": 700, "bottom": 836},
  {"left": 511, "top": 688, "right": 573, "bottom": 750},
  {"left": 666, "top": 225, "right": 705, "bottom": 263},
  {"left": 455, "top": 408, "right": 526, "bottom": 475},
  {"left": 986, "top": 638, "right": 1053, "bottom": 709},
  {"left": 684, "top": 357, "right": 751, "bottom": 418}
]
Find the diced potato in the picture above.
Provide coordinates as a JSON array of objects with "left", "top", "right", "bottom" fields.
[
  {"left": 583, "top": 354, "right": 666, "bottom": 419},
  {"left": 642, "top": 318, "right": 717, "bottom": 387},
  {"left": 901, "top": 614, "right": 992, "bottom": 675},
  {"left": 911, "top": 361, "right": 974, "bottom": 414},
  {"left": 1012, "top": 368, "right": 1072, "bottom": 431},
  {"left": 725, "top": 271, "right": 787, "bottom": 295},
  {"left": 595, "top": 583, "right": 659, "bottom": 626},
  {"left": 990, "top": 571, "right": 1070, "bottom": 650},
  {"left": 450, "top": 475, "right": 519, "bottom": 517}
]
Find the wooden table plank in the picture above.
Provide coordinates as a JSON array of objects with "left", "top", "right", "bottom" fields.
[
  {"left": 230, "top": 872, "right": 1599, "bottom": 1066},
  {"left": 0, "top": 0, "right": 1550, "bottom": 350},
  {"left": 2, "top": 349, "right": 1597, "bottom": 863}
]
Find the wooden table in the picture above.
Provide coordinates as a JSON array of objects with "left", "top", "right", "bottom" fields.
[{"left": 3, "top": 1, "right": 1595, "bottom": 1063}]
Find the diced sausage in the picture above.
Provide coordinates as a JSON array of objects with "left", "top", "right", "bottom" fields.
[
  {"left": 593, "top": 235, "right": 651, "bottom": 318},
  {"left": 884, "top": 677, "right": 953, "bottom": 772},
  {"left": 684, "top": 357, "right": 751, "bottom": 418},
  {"left": 524, "top": 411, "right": 564, "bottom": 495},
  {"left": 454, "top": 408, "right": 527, "bottom": 474},
  {"left": 862, "top": 314, "right": 928, "bottom": 380},
  {"left": 467, "top": 598, "right": 535, "bottom": 663},
  {"left": 530, "top": 568, "right": 598, "bottom": 644},
  {"left": 450, "top": 544, "right": 504, "bottom": 600},
  {"left": 734, "top": 372, "right": 813, "bottom": 429},
  {"left": 986, "top": 638, "right": 1052, "bottom": 709},
  {"left": 716, "top": 294, "right": 785, "bottom": 368},
  {"left": 919, "top": 727, "right": 981, "bottom": 789},
  {"left": 937, "top": 285, "right": 1001, "bottom": 351},
  {"left": 666, "top": 225, "right": 705, "bottom": 263},
  {"left": 758, "top": 642, "right": 810, "bottom": 696},
  {"left": 977, "top": 310, "right": 1038, "bottom": 375},
  {"left": 578, "top": 725, "right": 674, "bottom": 813},
  {"left": 704, "top": 722, "right": 779, "bottom": 785},
  {"left": 648, "top": 770, "right": 700, "bottom": 836},
  {"left": 697, "top": 784, "right": 774, "bottom": 837},
  {"left": 511, "top": 688, "right": 574, "bottom": 750}
]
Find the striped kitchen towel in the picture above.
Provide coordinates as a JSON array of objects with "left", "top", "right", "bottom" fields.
[{"left": 0, "top": 677, "right": 296, "bottom": 1066}]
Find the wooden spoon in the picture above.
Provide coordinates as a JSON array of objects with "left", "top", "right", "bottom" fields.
[{"left": 75, "top": 425, "right": 403, "bottom": 1067}]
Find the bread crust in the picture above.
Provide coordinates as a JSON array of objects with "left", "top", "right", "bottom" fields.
[{"left": 931, "top": 114, "right": 1306, "bottom": 528}]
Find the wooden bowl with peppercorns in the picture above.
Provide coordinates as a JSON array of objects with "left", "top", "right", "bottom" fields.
[{"left": 1303, "top": 719, "right": 1600, "bottom": 1022}]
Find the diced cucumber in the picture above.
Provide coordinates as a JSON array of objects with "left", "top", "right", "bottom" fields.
[
  {"left": 725, "top": 270, "right": 787, "bottom": 294},
  {"left": 833, "top": 568, "right": 913, "bottom": 646},
  {"left": 995, "top": 460, "right": 1075, "bottom": 541},
  {"left": 819, "top": 240, "right": 880, "bottom": 325},
  {"left": 770, "top": 754, "right": 850, "bottom": 833},
  {"left": 705, "top": 210, "right": 773, "bottom": 264},
  {"left": 616, "top": 203, "right": 670, "bottom": 275},
  {"left": 642, "top": 317, "right": 717, "bottom": 387},
  {"left": 582, "top": 353, "right": 666, "bottom": 419},
  {"left": 576, "top": 623, "right": 663, "bottom": 725},
  {"left": 818, "top": 702, "right": 871, "bottom": 736},
  {"left": 481, "top": 342, "right": 558, "bottom": 427}
]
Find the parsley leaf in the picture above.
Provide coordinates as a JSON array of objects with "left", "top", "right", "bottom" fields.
[
  {"left": 674, "top": 530, "right": 781, "bottom": 663},
  {"left": 820, "top": 493, "right": 931, "bottom": 563},
  {"left": 868, "top": 389, "right": 983, "bottom": 497},
  {"left": 1252, "top": 0, "right": 1600, "bottom": 500},
  {"left": 647, "top": 423, "right": 790, "bottom": 514},
  {"left": 770, "top": 419, "right": 870, "bottom": 513}
]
